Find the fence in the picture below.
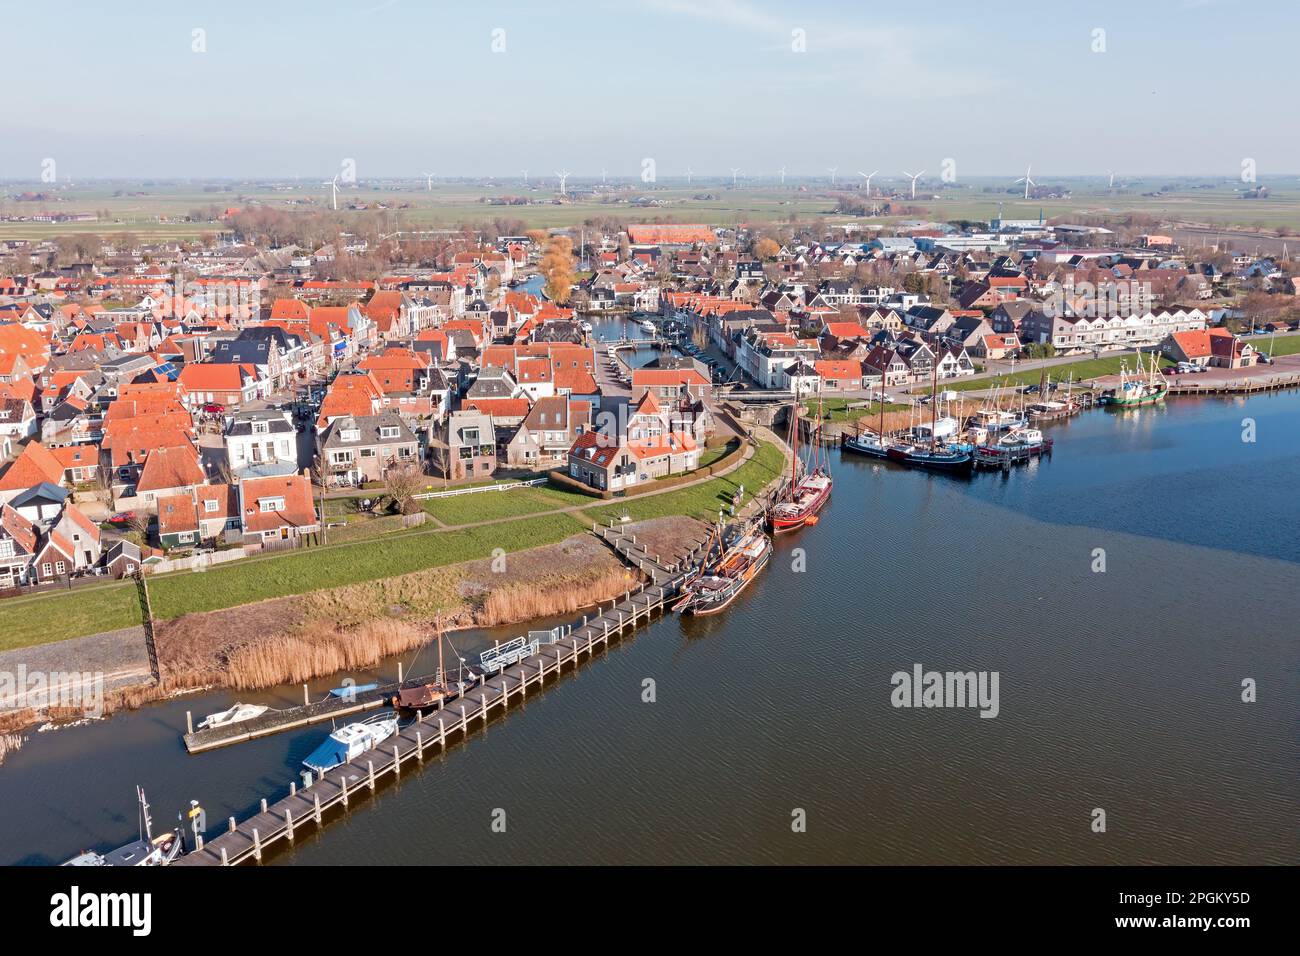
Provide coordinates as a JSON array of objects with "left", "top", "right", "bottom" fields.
[{"left": 413, "top": 477, "right": 548, "bottom": 501}]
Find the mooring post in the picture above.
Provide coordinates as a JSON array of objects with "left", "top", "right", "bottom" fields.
[
  {"left": 228, "top": 816, "right": 236, "bottom": 833},
  {"left": 416, "top": 730, "right": 424, "bottom": 759},
  {"left": 439, "top": 717, "right": 446, "bottom": 747},
  {"left": 261, "top": 797, "right": 268, "bottom": 814},
  {"left": 341, "top": 776, "right": 349, "bottom": 807},
  {"left": 186, "top": 711, "right": 193, "bottom": 734},
  {"left": 220, "top": 846, "right": 228, "bottom": 865},
  {"left": 313, "top": 792, "right": 322, "bottom": 824},
  {"left": 393, "top": 741, "right": 401, "bottom": 777},
  {"left": 196, "top": 833, "right": 204, "bottom": 851},
  {"left": 461, "top": 706, "right": 468, "bottom": 735},
  {"left": 285, "top": 808, "right": 294, "bottom": 842},
  {"left": 290, "top": 781, "right": 296, "bottom": 797},
  {"left": 398, "top": 662, "right": 403, "bottom": 683},
  {"left": 252, "top": 828, "right": 262, "bottom": 862},
  {"left": 303, "top": 683, "right": 309, "bottom": 706}
]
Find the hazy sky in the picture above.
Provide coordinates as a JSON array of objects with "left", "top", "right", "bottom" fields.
[{"left": 4, "top": 0, "right": 1295, "bottom": 181}]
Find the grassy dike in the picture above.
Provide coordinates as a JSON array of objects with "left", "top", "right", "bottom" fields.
[{"left": 0, "top": 442, "right": 786, "bottom": 649}]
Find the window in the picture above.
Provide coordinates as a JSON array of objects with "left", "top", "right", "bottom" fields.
[
  {"left": 204, "top": 499, "right": 219, "bottom": 513},
  {"left": 380, "top": 426, "right": 399, "bottom": 439},
  {"left": 42, "top": 562, "right": 52, "bottom": 576},
  {"left": 259, "top": 497, "right": 285, "bottom": 512}
]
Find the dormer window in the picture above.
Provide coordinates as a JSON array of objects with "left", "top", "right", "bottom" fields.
[
  {"left": 253, "top": 420, "right": 269, "bottom": 434},
  {"left": 258, "top": 497, "right": 285, "bottom": 513},
  {"left": 380, "top": 426, "right": 399, "bottom": 439},
  {"left": 341, "top": 428, "right": 361, "bottom": 442}
]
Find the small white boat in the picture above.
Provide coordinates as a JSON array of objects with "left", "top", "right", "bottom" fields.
[
  {"left": 197, "top": 702, "right": 269, "bottom": 730},
  {"left": 638, "top": 319, "right": 657, "bottom": 334},
  {"left": 303, "top": 713, "right": 399, "bottom": 775},
  {"left": 63, "top": 787, "right": 184, "bottom": 867}
]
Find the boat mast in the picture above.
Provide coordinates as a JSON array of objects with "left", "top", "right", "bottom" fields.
[
  {"left": 929, "top": 350, "right": 939, "bottom": 451},
  {"left": 137, "top": 786, "right": 153, "bottom": 842}
]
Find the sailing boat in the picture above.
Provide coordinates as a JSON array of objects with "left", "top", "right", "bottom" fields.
[
  {"left": 842, "top": 361, "right": 894, "bottom": 459},
  {"left": 885, "top": 354, "right": 975, "bottom": 476},
  {"left": 63, "top": 787, "right": 185, "bottom": 867},
  {"left": 1101, "top": 350, "right": 1168, "bottom": 408},
  {"left": 673, "top": 523, "right": 771, "bottom": 616},
  {"left": 391, "top": 622, "right": 454, "bottom": 710},
  {"left": 770, "top": 395, "right": 832, "bottom": 532}
]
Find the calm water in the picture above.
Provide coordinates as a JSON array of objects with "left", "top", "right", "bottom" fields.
[{"left": 2, "top": 394, "right": 1297, "bottom": 865}]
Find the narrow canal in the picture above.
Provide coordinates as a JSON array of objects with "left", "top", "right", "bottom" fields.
[{"left": 2, "top": 392, "right": 1297, "bottom": 865}]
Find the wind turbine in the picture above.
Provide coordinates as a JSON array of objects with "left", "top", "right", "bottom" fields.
[
  {"left": 423, "top": 172, "right": 434, "bottom": 191},
  {"left": 324, "top": 175, "right": 339, "bottom": 210},
  {"left": 730, "top": 167, "right": 741, "bottom": 188},
  {"left": 828, "top": 166, "right": 838, "bottom": 186},
  {"left": 902, "top": 170, "right": 924, "bottom": 200},
  {"left": 778, "top": 165, "right": 786, "bottom": 186},
  {"left": 521, "top": 168, "right": 529, "bottom": 185},
  {"left": 1107, "top": 169, "right": 1116, "bottom": 189},
  {"left": 600, "top": 167, "right": 607, "bottom": 185},
  {"left": 685, "top": 165, "right": 693, "bottom": 185},
  {"left": 1014, "top": 164, "right": 1036, "bottom": 200},
  {"left": 556, "top": 170, "right": 570, "bottom": 196},
  {"left": 858, "top": 169, "right": 878, "bottom": 194}
]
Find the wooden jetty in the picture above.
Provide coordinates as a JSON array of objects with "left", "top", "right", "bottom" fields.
[
  {"left": 1166, "top": 370, "right": 1300, "bottom": 395},
  {"left": 182, "top": 684, "right": 396, "bottom": 754},
  {"left": 175, "top": 573, "right": 685, "bottom": 866}
]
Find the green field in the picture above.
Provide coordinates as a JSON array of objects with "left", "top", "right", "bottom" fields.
[
  {"left": 7, "top": 176, "right": 1300, "bottom": 242},
  {"left": 0, "top": 583, "right": 141, "bottom": 652}
]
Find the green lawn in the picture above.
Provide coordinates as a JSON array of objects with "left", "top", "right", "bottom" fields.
[
  {"left": 804, "top": 398, "right": 910, "bottom": 422},
  {"left": 0, "top": 442, "right": 784, "bottom": 640},
  {"left": 421, "top": 485, "right": 592, "bottom": 524},
  {"left": 587, "top": 442, "right": 785, "bottom": 525},
  {"left": 697, "top": 439, "right": 740, "bottom": 469},
  {"left": 147, "top": 512, "right": 591, "bottom": 618},
  {"left": 1257, "top": 333, "right": 1300, "bottom": 358},
  {"left": 938, "top": 354, "right": 1172, "bottom": 392},
  {"left": 0, "top": 583, "right": 142, "bottom": 651}
]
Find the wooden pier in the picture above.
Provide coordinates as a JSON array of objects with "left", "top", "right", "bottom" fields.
[
  {"left": 1166, "top": 371, "right": 1300, "bottom": 395},
  {"left": 174, "top": 574, "right": 685, "bottom": 866}
]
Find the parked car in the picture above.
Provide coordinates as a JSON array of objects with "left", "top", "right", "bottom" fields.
[
  {"left": 202, "top": 403, "right": 226, "bottom": 414},
  {"left": 108, "top": 511, "right": 136, "bottom": 526}
]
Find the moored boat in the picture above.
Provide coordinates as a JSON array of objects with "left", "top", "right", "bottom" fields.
[
  {"left": 886, "top": 441, "right": 975, "bottom": 476},
  {"left": 63, "top": 787, "right": 184, "bottom": 867},
  {"left": 197, "top": 702, "right": 268, "bottom": 730},
  {"left": 303, "top": 713, "right": 400, "bottom": 775},
  {"left": 974, "top": 426, "right": 1053, "bottom": 468},
  {"left": 1101, "top": 352, "right": 1168, "bottom": 408},
  {"left": 770, "top": 397, "right": 832, "bottom": 532},
  {"left": 674, "top": 526, "right": 771, "bottom": 616}
]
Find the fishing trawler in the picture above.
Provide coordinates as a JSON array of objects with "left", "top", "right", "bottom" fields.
[
  {"left": 303, "top": 713, "right": 399, "bottom": 775},
  {"left": 1101, "top": 352, "right": 1168, "bottom": 408},
  {"left": 770, "top": 398, "right": 831, "bottom": 532},
  {"left": 63, "top": 788, "right": 184, "bottom": 867},
  {"left": 673, "top": 525, "right": 771, "bottom": 616},
  {"left": 974, "top": 426, "right": 1053, "bottom": 468}
]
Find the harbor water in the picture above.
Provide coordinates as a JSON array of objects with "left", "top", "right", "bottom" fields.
[{"left": 1, "top": 392, "right": 1297, "bottom": 865}]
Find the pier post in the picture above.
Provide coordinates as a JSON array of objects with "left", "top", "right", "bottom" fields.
[
  {"left": 221, "top": 847, "right": 228, "bottom": 866},
  {"left": 438, "top": 718, "right": 446, "bottom": 748},
  {"left": 252, "top": 828, "right": 262, "bottom": 862},
  {"left": 186, "top": 710, "right": 193, "bottom": 734},
  {"left": 367, "top": 760, "right": 376, "bottom": 791},
  {"left": 461, "top": 706, "right": 468, "bottom": 736},
  {"left": 416, "top": 731, "right": 424, "bottom": 760},
  {"left": 303, "top": 683, "right": 309, "bottom": 706},
  {"left": 341, "top": 776, "right": 349, "bottom": 807},
  {"left": 261, "top": 798, "right": 268, "bottom": 813},
  {"left": 397, "top": 662, "right": 403, "bottom": 683},
  {"left": 196, "top": 834, "right": 204, "bottom": 851},
  {"left": 393, "top": 741, "right": 401, "bottom": 777},
  {"left": 313, "top": 793, "right": 322, "bottom": 824},
  {"left": 228, "top": 816, "right": 236, "bottom": 833},
  {"left": 285, "top": 808, "right": 294, "bottom": 843},
  {"left": 290, "top": 782, "right": 296, "bottom": 797}
]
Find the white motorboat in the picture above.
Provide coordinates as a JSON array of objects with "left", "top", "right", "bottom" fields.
[
  {"left": 197, "top": 702, "right": 269, "bottom": 731},
  {"left": 303, "top": 713, "right": 399, "bottom": 775}
]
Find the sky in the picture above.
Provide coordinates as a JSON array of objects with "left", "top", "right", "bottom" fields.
[{"left": 2, "top": 0, "right": 1296, "bottom": 181}]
